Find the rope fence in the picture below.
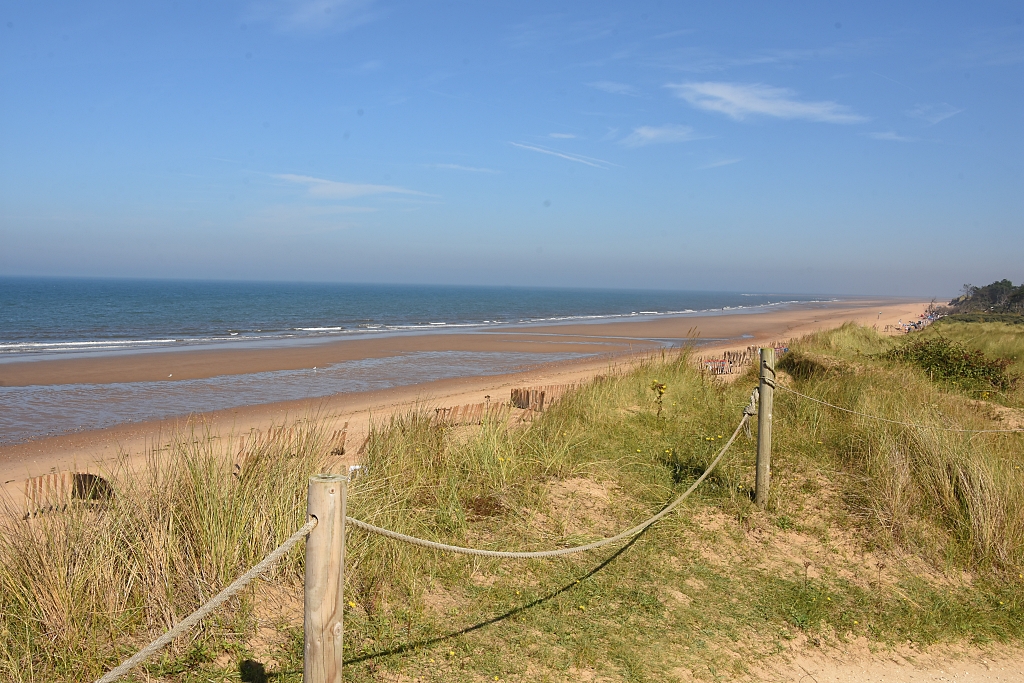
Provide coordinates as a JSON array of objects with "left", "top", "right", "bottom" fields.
[
  {"left": 347, "top": 389, "right": 756, "bottom": 559},
  {"left": 776, "top": 384, "right": 1024, "bottom": 433},
  {"left": 96, "top": 518, "right": 318, "bottom": 683},
  {"left": 94, "top": 390, "right": 758, "bottom": 682},
  {"left": 92, "top": 348, "right": 1020, "bottom": 681}
]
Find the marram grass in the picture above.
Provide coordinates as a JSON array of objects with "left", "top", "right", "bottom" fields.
[{"left": 2, "top": 327, "right": 1023, "bottom": 682}]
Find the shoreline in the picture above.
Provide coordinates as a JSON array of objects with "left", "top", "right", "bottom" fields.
[
  {"left": 0, "top": 298, "right": 929, "bottom": 507},
  {"left": 0, "top": 329, "right": 653, "bottom": 387},
  {"left": 0, "top": 298, "right": 875, "bottom": 388}
]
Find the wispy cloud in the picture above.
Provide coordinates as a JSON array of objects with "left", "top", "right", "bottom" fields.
[
  {"left": 906, "top": 103, "right": 963, "bottom": 125},
  {"left": 699, "top": 158, "right": 742, "bottom": 169},
  {"left": 548, "top": 133, "right": 577, "bottom": 139},
  {"left": 667, "top": 82, "right": 867, "bottom": 123},
  {"left": 588, "top": 81, "right": 637, "bottom": 96},
  {"left": 248, "top": 0, "right": 378, "bottom": 32},
  {"left": 684, "top": 55, "right": 779, "bottom": 72},
  {"left": 656, "top": 48, "right": 801, "bottom": 74},
  {"left": 620, "top": 124, "right": 701, "bottom": 147},
  {"left": 509, "top": 142, "right": 612, "bottom": 169},
  {"left": 867, "top": 131, "right": 916, "bottom": 142},
  {"left": 431, "top": 163, "right": 499, "bottom": 174},
  {"left": 276, "top": 174, "right": 430, "bottom": 199},
  {"left": 870, "top": 71, "right": 917, "bottom": 94},
  {"left": 656, "top": 40, "right": 883, "bottom": 74}
]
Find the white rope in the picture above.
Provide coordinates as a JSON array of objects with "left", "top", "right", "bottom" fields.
[
  {"left": 96, "top": 389, "right": 760, "bottom": 679},
  {"left": 776, "top": 384, "right": 1024, "bottom": 433},
  {"left": 346, "top": 390, "right": 757, "bottom": 558},
  {"left": 95, "top": 518, "right": 317, "bottom": 683}
]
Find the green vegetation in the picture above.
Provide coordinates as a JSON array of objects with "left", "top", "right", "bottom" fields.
[
  {"left": 915, "top": 320, "right": 1024, "bottom": 406},
  {"left": 883, "top": 336, "right": 1018, "bottom": 392},
  {"left": 947, "top": 280, "right": 1024, "bottom": 315},
  {"left": 941, "top": 313, "right": 1024, "bottom": 326},
  {"left": 0, "top": 425, "right": 328, "bottom": 682},
  {"left": 778, "top": 324, "right": 1024, "bottom": 568},
  {"left": 2, "top": 324, "right": 1023, "bottom": 682}
]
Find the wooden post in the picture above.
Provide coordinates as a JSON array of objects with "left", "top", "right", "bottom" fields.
[
  {"left": 754, "top": 347, "right": 775, "bottom": 507},
  {"left": 305, "top": 474, "right": 348, "bottom": 683}
]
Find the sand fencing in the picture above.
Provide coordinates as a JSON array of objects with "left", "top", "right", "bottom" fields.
[
  {"left": 435, "top": 384, "right": 577, "bottom": 427},
  {"left": 698, "top": 343, "right": 789, "bottom": 375},
  {"left": 22, "top": 471, "right": 114, "bottom": 519}
]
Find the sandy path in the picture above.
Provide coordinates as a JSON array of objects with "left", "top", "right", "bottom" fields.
[{"left": 762, "top": 642, "right": 1024, "bottom": 682}]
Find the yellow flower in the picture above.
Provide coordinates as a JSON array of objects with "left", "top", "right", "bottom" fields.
[
  {"left": 579, "top": 605, "right": 586, "bottom": 610},
  {"left": 347, "top": 601, "right": 356, "bottom": 608}
]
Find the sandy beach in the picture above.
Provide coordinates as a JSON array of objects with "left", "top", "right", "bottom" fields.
[{"left": 0, "top": 298, "right": 929, "bottom": 508}]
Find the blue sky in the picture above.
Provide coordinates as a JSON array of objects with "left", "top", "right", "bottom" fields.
[{"left": 1, "top": 1, "right": 1021, "bottom": 297}]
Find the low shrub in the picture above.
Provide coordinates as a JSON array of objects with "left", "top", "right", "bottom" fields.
[{"left": 884, "top": 336, "right": 1018, "bottom": 391}]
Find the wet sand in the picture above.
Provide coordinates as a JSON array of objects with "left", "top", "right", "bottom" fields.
[
  {"left": 0, "top": 331, "right": 649, "bottom": 387},
  {"left": 0, "top": 298, "right": 928, "bottom": 508}
]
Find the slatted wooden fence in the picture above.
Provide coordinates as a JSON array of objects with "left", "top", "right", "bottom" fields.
[
  {"left": 434, "top": 402, "right": 513, "bottom": 425},
  {"left": 23, "top": 471, "right": 114, "bottom": 518},
  {"left": 510, "top": 383, "right": 576, "bottom": 411},
  {"left": 698, "top": 344, "right": 789, "bottom": 375}
]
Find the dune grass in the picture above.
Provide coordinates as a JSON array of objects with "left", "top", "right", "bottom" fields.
[
  {"left": 0, "top": 422, "right": 331, "bottom": 682},
  {"left": 919, "top": 320, "right": 1024, "bottom": 404},
  {"left": 1, "top": 326, "right": 1023, "bottom": 682},
  {"left": 777, "top": 323, "right": 1024, "bottom": 569}
]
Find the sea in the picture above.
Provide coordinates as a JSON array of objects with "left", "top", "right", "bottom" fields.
[{"left": 0, "top": 277, "right": 831, "bottom": 445}]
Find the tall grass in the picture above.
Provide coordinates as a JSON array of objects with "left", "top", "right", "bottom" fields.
[
  {"left": 0, "top": 419, "right": 332, "bottom": 682},
  {"left": 343, "top": 353, "right": 752, "bottom": 620},
  {"left": 778, "top": 324, "right": 1024, "bottom": 570},
  {"left": 1, "top": 328, "right": 1022, "bottom": 681}
]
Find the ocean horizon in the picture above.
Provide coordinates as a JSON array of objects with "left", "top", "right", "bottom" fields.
[
  {"left": 0, "top": 276, "right": 834, "bottom": 361},
  {"left": 0, "top": 277, "right": 841, "bottom": 444}
]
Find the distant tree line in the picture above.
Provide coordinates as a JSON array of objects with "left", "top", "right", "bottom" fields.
[{"left": 947, "top": 279, "right": 1024, "bottom": 314}]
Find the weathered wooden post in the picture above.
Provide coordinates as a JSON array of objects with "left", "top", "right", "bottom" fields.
[
  {"left": 305, "top": 474, "right": 348, "bottom": 682},
  {"left": 754, "top": 347, "right": 775, "bottom": 507}
]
